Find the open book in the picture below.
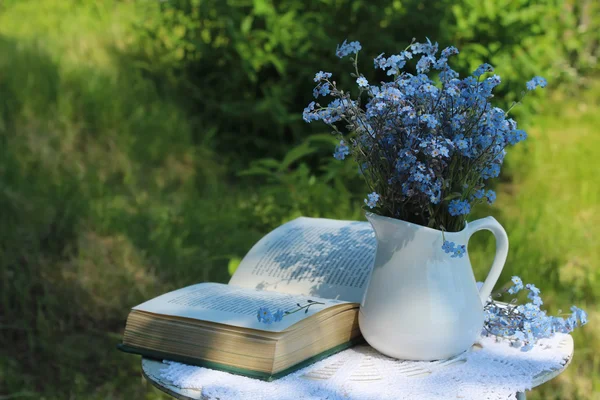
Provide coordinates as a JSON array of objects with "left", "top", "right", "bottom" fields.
[{"left": 119, "top": 217, "right": 376, "bottom": 380}]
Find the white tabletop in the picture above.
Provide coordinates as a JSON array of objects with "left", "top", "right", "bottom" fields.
[{"left": 141, "top": 334, "right": 573, "bottom": 400}]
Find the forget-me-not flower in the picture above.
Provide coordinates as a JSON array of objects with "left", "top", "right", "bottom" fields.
[
  {"left": 448, "top": 199, "right": 471, "bottom": 216},
  {"left": 314, "top": 71, "right": 332, "bottom": 82},
  {"left": 257, "top": 307, "right": 274, "bottom": 324},
  {"left": 364, "top": 192, "right": 380, "bottom": 209},
  {"left": 526, "top": 76, "right": 547, "bottom": 90},
  {"left": 336, "top": 40, "right": 362, "bottom": 58},
  {"left": 485, "top": 189, "right": 496, "bottom": 204},
  {"left": 508, "top": 276, "right": 524, "bottom": 294},
  {"left": 273, "top": 309, "right": 285, "bottom": 322},
  {"left": 356, "top": 76, "right": 369, "bottom": 87},
  {"left": 333, "top": 140, "right": 350, "bottom": 160}
]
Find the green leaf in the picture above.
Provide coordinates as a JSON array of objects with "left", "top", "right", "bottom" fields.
[
  {"left": 238, "top": 166, "right": 275, "bottom": 177},
  {"left": 241, "top": 15, "right": 254, "bottom": 34},
  {"left": 254, "top": 158, "right": 282, "bottom": 169},
  {"left": 253, "top": 0, "right": 274, "bottom": 16},
  {"left": 228, "top": 257, "right": 242, "bottom": 276},
  {"left": 307, "top": 133, "right": 339, "bottom": 146},
  {"left": 267, "top": 54, "right": 285, "bottom": 74},
  {"left": 280, "top": 143, "right": 317, "bottom": 170},
  {"left": 443, "top": 192, "right": 463, "bottom": 201}
]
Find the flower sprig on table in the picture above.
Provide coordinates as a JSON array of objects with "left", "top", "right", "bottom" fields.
[
  {"left": 257, "top": 300, "right": 325, "bottom": 324},
  {"left": 303, "top": 38, "right": 547, "bottom": 254},
  {"left": 483, "top": 276, "right": 587, "bottom": 351}
]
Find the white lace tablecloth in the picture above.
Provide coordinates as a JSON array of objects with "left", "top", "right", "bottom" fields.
[{"left": 141, "top": 334, "right": 573, "bottom": 400}]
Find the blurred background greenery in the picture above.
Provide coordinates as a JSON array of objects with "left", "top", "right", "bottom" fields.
[{"left": 0, "top": 0, "right": 598, "bottom": 398}]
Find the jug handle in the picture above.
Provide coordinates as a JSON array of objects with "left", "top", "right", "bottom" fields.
[{"left": 466, "top": 216, "right": 509, "bottom": 305}]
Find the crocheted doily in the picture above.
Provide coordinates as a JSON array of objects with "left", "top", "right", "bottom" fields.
[{"left": 142, "top": 334, "right": 573, "bottom": 400}]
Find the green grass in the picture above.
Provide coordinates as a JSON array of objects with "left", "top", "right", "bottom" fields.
[
  {"left": 0, "top": 1, "right": 598, "bottom": 399},
  {"left": 0, "top": 3, "right": 255, "bottom": 398}
]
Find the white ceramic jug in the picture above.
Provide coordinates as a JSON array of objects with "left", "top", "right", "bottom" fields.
[{"left": 359, "top": 212, "right": 509, "bottom": 360}]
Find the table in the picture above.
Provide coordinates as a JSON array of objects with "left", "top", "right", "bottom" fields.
[{"left": 141, "top": 334, "right": 573, "bottom": 400}]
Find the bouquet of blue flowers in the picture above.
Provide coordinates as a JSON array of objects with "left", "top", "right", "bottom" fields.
[
  {"left": 297, "top": 39, "right": 588, "bottom": 351},
  {"left": 303, "top": 39, "right": 546, "bottom": 233}
]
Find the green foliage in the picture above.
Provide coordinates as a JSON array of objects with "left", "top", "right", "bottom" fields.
[
  {"left": 128, "top": 0, "right": 600, "bottom": 166},
  {"left": 239, "top": 134, "right": 366, "bottom": 225},
  {"left": 444, "top": 0, "right": 600, "bottom": 110},
  {"left": 125, "top": 1, "right": 460, "bottom": 162},
  {"left": 0, "top": 1, "right": 599, "bottom": 399}
]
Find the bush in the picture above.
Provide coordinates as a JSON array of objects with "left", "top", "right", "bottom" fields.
[{"left": 131, "top": 0, "right": 600, "bottom": 168}]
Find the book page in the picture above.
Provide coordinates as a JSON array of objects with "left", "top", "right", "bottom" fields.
[
  {"left": 133, "top": 282, "right": 349, "bottom": 333},
  {"left": 228, "top": 217, "right": 376, "bottom": 302}
]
